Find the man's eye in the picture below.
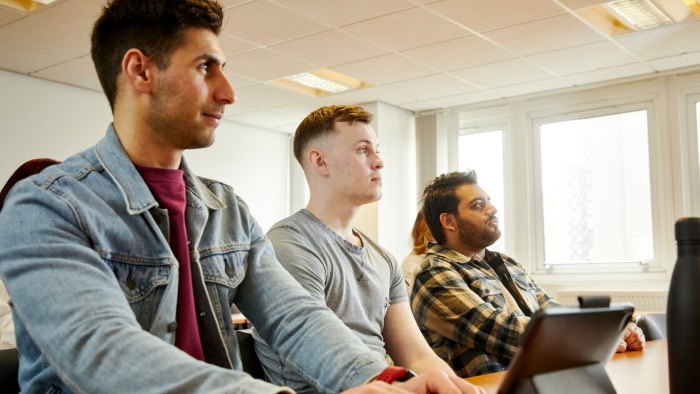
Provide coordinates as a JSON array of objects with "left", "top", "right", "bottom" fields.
[
  {"left": 359, "top": 147, "right": 368, "bottom": 154},
  {"left": 199, "top": 63, "right": 209, "bottom": 72}
]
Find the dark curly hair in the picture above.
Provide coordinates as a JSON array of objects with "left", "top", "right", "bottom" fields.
[{"left": 421, "top": 170, "right": 478, "bottom": 245}]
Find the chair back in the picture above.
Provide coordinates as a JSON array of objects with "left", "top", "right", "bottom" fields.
[
  {"left": 0, "top": 158, "right": 60, "bottom": 210},
  {"left": 635, "top": 313, "right": 667, "bottom": 340},
  {"left": 0, "top": 348, "right": 20, "bottom": 393},
  {"left": 236, "top": 329, "right": 266, "bottom": 380}
]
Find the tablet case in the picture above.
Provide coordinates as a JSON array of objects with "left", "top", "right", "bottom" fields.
[{"left": 497, "top": 305, "right": 634, "bottom": 394}]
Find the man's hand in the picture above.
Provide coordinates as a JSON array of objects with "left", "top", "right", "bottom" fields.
[
  {"left": 616, "top": 322, "right": 645, "bottom": 352},
  {"left": 396, "top": 370, "right": 485, "bottom": 394},
  {"left": 342, "top": 370, "right": 485, "bottom": 394}
]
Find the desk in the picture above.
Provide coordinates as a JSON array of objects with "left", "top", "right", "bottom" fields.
[
  {"left": 232, "top": 313, "right": 250, "bottom": 329},
  {"left": 466, "top": 339, "right": 668, "bottom": 394}
]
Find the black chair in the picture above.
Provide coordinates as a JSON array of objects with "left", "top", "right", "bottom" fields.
[
  {"left": 0, "top": 348, "right": 20, "bottom": 393},
  {"left": 236, "top": 329, "right": 265, "bottom": 380},
  {"left": 635, "top": 313, "right": 667, "bottom": 340}
]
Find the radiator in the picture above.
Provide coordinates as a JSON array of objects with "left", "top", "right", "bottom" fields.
[{"left": 555, "top": 289, "right": 668, "bottom": 313}]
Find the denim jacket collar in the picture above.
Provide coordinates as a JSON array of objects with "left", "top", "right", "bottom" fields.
[{"left": 94, "top": 124, "right": 226, "bottom": 215}]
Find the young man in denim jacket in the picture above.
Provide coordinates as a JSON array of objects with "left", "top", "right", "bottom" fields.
[{"left": 0, "top": 1, "right": 481, "bottom": 393}]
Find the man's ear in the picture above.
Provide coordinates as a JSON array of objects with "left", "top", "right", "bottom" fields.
[
  {"left": 121, "top": 48, "right": 156, "bottom": 94},
  {"left": 439, "top": 213, "right": 456, "bottom": 232},
  {"left": 307, "top": 148, "right": 329, "bottom": 176}
]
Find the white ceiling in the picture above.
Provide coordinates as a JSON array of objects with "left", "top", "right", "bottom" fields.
[{"left": 2, "top": 0, "right": 700, "bottom": 133}]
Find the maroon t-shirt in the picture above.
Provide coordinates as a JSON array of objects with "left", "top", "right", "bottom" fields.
[{"left": 135, "top": 164, "right": 205, "bottom": 361}]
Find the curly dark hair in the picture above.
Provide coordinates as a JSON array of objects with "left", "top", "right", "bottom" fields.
[{"left": 421, "top": 170, "right": 478, "bottom": 245}]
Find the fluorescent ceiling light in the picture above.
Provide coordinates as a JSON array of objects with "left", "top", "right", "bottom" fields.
[
  {"left": 273, "top": 69, "right": 370, "bottom": 97},
  {"left": 0, "top": 0, "right": 59, "bottom": 12},
  {"left": 283, "top": 72, "right": 351, "bottom": 94},
  {"left": 606, "top": 0, "right": 672, "bottom": 29},
  {"left": 605, "top": 0, "right": 691, "bottom": 30}
]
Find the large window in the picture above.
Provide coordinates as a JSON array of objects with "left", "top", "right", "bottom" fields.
[
  {"left": 537, "top": 110, "right": 654, "bottom": 265},
  {"left": 459, "top": 130, "right": 505, "bottom": 252}
]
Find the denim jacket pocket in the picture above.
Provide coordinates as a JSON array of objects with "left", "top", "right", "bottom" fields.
[
  {"left": 470, "top": 278, "right": 507, "bottom": 309},
  {"left": 105, "top": 259, "right": 171, "bottom": 328}
]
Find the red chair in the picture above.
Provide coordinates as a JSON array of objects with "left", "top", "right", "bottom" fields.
[{"left": 0, "top": 158, "right": 60, "bottom": 211}]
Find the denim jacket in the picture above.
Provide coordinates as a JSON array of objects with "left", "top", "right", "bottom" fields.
[{"left": 0, "top": 125, "right": 386, "bottom": 393}]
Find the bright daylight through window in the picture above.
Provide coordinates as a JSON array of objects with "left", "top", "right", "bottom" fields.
[
  {"left": 459, "top": 130, "right": 505, "bottom": 252},
  {"left": 539, "top": 110, "right": 653, "bottom": 265}
]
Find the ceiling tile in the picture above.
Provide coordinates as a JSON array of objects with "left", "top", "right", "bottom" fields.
[
  {"left": 399, "top": 101, "right": 440, "bottom": 112},
  {"left": 559, "top": 0, "right": 607, "bottom": 9},
  {"left": 426, "top": 0, "right": 566, "bottom": 33},
  {"left": 401, "top": 35, "right": 514, "bottom": 71},
  {"left": 340, "top": 7, "right": 469, "bottom": 51},
  {"left": 488, "top": 77, "right": 572, "bottom": 98},
  {"left": 222, "top": 0, "right": 326, "bottom": 45},
  {"left": 220, "top": 0, "right": 254, "bottom": 8},
  {"left": 31, "top": 55, "right": 101, "bottom": 91},
  {"left": 382, "top": 74, "right": 480, "bottom": 102},
  {"left": 0, "top": 16, "right": 89, "bottom": 59},
  {"left": 225, "top": 72, "right": 261, "bottom": 90},
  {"left": 267, "top": 100, "right": 322, "bottom": 120},
  {"left": 0, "top": 6, "right": 25, "bottom": 27},
  {"left": 0, "top": 41, "right": 63, "bottom": 73},
  {"left": 410, "top": 90, "right": 501, "bottom": 110},
  {"left": 331, "top": 53, "right": 435, "bottom": 85},
  {"left": 615, "top": 20, "right": 700, "bottom": 61},
  {"left": 1, "top": 0, "right": 698, "bottom": 133},
  {"left": 234, "top": 83, "right": 311, "bottom": 109},
  {"left": 648, "top": 51, "right": 700, "bottom": 72},
  {"left": 33, "top": 0, "right": 105, "bottom": 31},
  {"left": 270, "top": 29, "right": 388, "bottom": 68},
  {"left": 319, "top": 86, "right": 410, "bottom": 107},
  {"left": 525, "top": 41, "right": 640, "bottom": 76},
  {"left": 483, "top": 14, "right": 603, "bottom": 56},
  {"left": 219, "top": 33, "right": 256, "bottom": 56},
  {"left": 271, "top": 0, "right": 415, "bottom": 27},
  {"left": 226, "top": 48, "right": 316, "bottom": 81},
  {"left": 564, "top": 63, "right": 655, "bottom": 86},
  {"left": 225, "top": 109, "right": 300, "bottom": 132},
  {"left": 450, "top": 58, "right": 553, "bottom": 89}
]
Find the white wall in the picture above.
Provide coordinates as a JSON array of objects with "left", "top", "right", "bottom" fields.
[
  {"left": 185, "top": 121, "right": 290, "bottom": 231},
  {"left": 0, "top": 69, "right": 290, "bottom": 231},
  {"left": 0, "top": 70, "right": 113, "bottom": 182},
  {"left": 362, "top": 102, "right": 417, "bottom": 261}
]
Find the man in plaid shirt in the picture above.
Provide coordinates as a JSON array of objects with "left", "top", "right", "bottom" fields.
[{"left": 410, "top": 171, "right": 645, "bottom": 378}]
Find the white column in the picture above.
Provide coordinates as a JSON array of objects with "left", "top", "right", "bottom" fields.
[
  {"left": 415, "top": 112, "right": 459, "bottom": 198},
  {"left": 354, "top": 102, "right": 417, "bottom": 259}
]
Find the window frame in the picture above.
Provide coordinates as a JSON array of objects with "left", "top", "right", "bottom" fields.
[
  {"left": 458, "top": 107, "right": 515, "bottom": 255},
  {"left": 683, "top": 92, "right": 700, "bottom": 215},
  {"left": 531, "top": 102, "right": 659, "bottom": 274}
]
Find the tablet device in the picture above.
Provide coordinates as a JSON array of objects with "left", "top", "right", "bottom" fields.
[{"left": 497, "top": 304, "right": 634, "bottom": 394}]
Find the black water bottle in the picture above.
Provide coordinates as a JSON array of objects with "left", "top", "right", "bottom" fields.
[{"left": 667, "top": 217, "right": 700, "bottom": 393}]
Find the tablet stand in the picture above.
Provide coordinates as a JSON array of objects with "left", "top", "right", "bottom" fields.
[{"left": 514, "top": 363, "right": 616, "bottom": 394}]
